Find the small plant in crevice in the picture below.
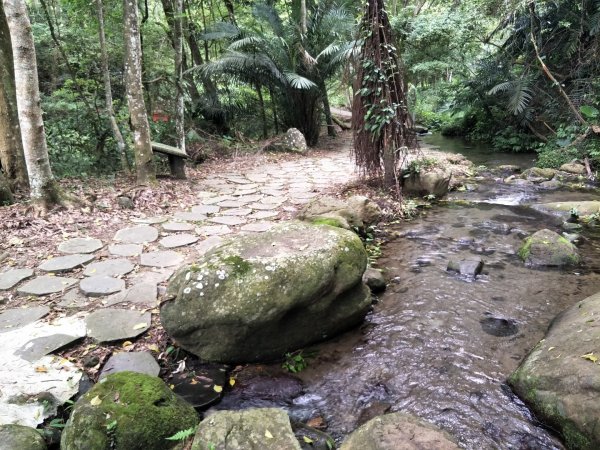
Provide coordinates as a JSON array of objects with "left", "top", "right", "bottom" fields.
[
  {"left": 282, "top": 350, "right": 308, "bottom": 373},
  {"left": 166, "top": 425, "right": 197, "bottom": 441}
]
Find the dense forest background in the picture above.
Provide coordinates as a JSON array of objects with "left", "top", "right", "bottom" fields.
[{"left": 2, "top": 0, "right": 600, "bottom": 186}]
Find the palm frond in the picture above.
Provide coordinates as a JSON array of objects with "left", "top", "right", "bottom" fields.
[
  {"left": 228, "top": 36, "right": 266, "bottom": 51},
  {"left": 488, "top": 79, "right": 533, "bottom": 116},
  {"left": 199, "top": 22, "right": 240, "bottom": 41},
  {"left": 252, "top": 3, "right": 284, "bottom": 37},
  {"left": 284, "top": 72, "right": 317, "bottom": 89}
]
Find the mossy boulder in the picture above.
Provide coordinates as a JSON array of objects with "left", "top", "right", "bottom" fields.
[
  {"left": 0, "top": 424, "right": 46, "bottom": 450},
  {"left": 160, "top": 221, "right": 370, "bottom": 363},
  {"left": 339, "top": 413, "right": 459, "bottom": 450},
  {"left": 509, "top": 291, "right": 600, "bottom": 449},
  {"left": 518, "top": 229, "right": 580, "bottom": 267},
  {"left": 532, "top": 201, "right": 600, "bottom": 220},
  {"left": 192, "top": 408, "right": 300, "bottom": 450},
  {"left": 60, "top": 372, "right": 198, "bottom": 450},
  {"left": 559, "top": 162, "right": 587, "bottom": 175},
  {"left": 299, "top": 195, "right": 382, "bottom": 230},
  {"left": 521, "top": 167, "right": 556, "bottom": 181},
  {"left": 402, "top": 167, "right": 452, "bottom": 198}
]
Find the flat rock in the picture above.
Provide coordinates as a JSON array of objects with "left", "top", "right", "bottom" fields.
[
  {"left": 17, "top": 276, "right": 78, "bottom": 296},
  {"left": 159, "top": 233, "right": 199, "bottom": 248},
  {"left": 129, "top": 268, "right": 174, "bottom": 284},
  {"left": 86, "top": 309, "right": 151, "bottom": 342},
  {"left": 16, "top": 333, "right": 83, "bottom": 362},
  {"left": 140, "top": 250, "right": 184, "bottom": 267},
  {"left": 217, "top": 200, "right": 250, "bottom": 208},
  {"left": 234, "top": 194, "right": 263, "bottom": 203},
  {"left": 192, "top": 204, "right": 220, "bottom": 215},
  {"left": 249, "top": 210, "right": 278, "bottom": 220},
  {"left": 219, "top": 208, "right": 252, "bottom": 216},
  {"left": 103, "top": 282, "right": 157, "bottom": 307},
  {"left": 0, "top": 268, "right": 34, "bottom": 290},
  {"left": 114, "top": 225, "right": 158, "bottom": 244},
  {"left": 203, "top": 195, "right": 234, "bottom": 205},
  {"left": 57, "top": 290, "right": 91, "bottom": 309},
  {"left": 173, "top": 211, "right": 207, "bottom": 222},
  {"left": 208, "top": 216, "right": 246, "bottom": 226},
  {"left": 80, "top": 276, "right": 125, "bottom": 297},
  {"left": 83, "top": 258, "right": 134, "bottom": 277},
  {"left": 130, "top": 216, "right": 168, "bottom": 224},
  {"left": 196, "top": 236, "right": 224, "bottom": 255},
  {"left": 58, "top": 237, "right": 103, "bottom": 254},
  {"left": 108, "top": 243, "right": 143, "bottom": 257},
  {"left": 99, "top": 351, "right": 160, "bottom": 379},
  {"left": 195, "top": 225, "right": 232, "bottom": 236},
  {"left": 0, "top": 306, "right": 50, "bottom": 333},
  {"left": 249, "top": 202, "right": 282, "bottom": 210},
  {"left": 240, "top": 222, "right": 275, "bottom": 232},
  {"left": 162, "top": 221, "right": 195, "bottom": 232},
  {"left": 38, "top": 254, "right": 95, "bottom": 273}
]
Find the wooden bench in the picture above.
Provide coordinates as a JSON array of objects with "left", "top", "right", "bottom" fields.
[{"left": 151, "top": 141, "right": 188, "bottom": 179}]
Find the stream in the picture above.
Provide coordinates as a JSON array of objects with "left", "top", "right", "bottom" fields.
[{"left": 218, "top": 136, "right": 600, "bottom": 449}]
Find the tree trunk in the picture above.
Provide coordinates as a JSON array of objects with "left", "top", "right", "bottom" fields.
[
  {"left": 0, "top": 1, "right": 27, "bottom": 192},
  {"left": 174, "top": 0, "right": 185, "bottom": 153},
  {"left": 319, "top": 80, "right": 336, "bottom": 137},
  {"left": 123, "top": 0, "right": 155, "bottom": 185},
  {"left": 97, "top": 0, "right": 129, "bottom": 172},
  {"left": 3, "top": 0, "right": 61, "bottom": 207},
  {"left": 0, "top": 168, "right": 13, "bottom": 204}
]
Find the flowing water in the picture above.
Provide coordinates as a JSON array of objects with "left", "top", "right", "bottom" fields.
[{"left": 219, "top": 136, "right": 600, "bottom": 449}]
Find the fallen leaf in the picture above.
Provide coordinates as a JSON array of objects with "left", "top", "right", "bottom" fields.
[
  {"left": 147, "top": 344, "right": 160, "bottom": 352},
  {"left": 581, "top": 352, "right": 598, "bottom": 363},
  {"left": 132, "top": 322, "right": 147, "bottom": 330},
  {"left": 213, "top": 385, "right": 223, "bottom": 393},
  {"left": 190, "top": 379, "right": 198, "bottom": 385},
  {"left": 229, "top": 378, "right": 236, "bottom": 387},
  {"left": 90, "top": 395, "right": 102, "bottom": 406},
  {"left": 548, "top": 347, "right": 555, "bottom": 351},
  {"left": 122, "top": 341, "right": 133, "bottom": 347},
  {"left": 265, "top": 430, "right": 273, "bottom": 439},
  {"left": 34, "top": 366, "right": 48, "bottom": 373},
  {"left": 303, "top": 436, "right": 314, "bottom": 444}
]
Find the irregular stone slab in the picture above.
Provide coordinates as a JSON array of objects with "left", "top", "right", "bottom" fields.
[
  {"left": 86, "top": 309, "right": 151, "bottom": 342},
  {"left": 114, "top": 225, "right": 158, "bottom": 244},
  {"left": 173, "top": 211, "right": 207, "bottom": 222},
  {"left": 129, "top": 269, "right": 174, "bottom": 285},
  {"left": 203, "top": 195, "right": 234, "bottom": 205},
  {"left": 339, "top": 413, "right": 459, "bottom": 450},
  {"left": 240, "top": 222, "right": 275, "bottom": 233},
  {"left": 171, "top": 362, "right": 227, "bottom": 408},
  {"left": 249, "top": 202, "right": 282, "bottom": 210},
  {"left": 208, "top": 216, "right": 246, "bottom": 226},
  {"left": 234, "top": 194, "right": 263, "bottom": 203},
  {"left": 518, "top": 229, "right": 579, "bottom": 267},
  {"left": 83, "top": 258, "right": 134, "bottom": 277},
  {"left": 58, "top": 237, "right": 103, "bottom": 254},
  {"left": 219, "top": 207, "right": 252, "bottom": 216},
  {"left": 108, "top": 243, "right": 143, "bottom": 257},
  {"left": 61, "top": 372, "right": 198, "bottom": 450},
  {"left": 38, "top": 254, "right": 95, "bottom": 273},
  {"left": 249, "top": 210, "right": 278, "bottom": 220},
  {"left": 140, "top": 251, "right": 183, "bottom": 268},
  {"left": 192, "top": 408, "right": 300, "bottom": 450},
  {"left": 197, "top": 190, "right": 217, "bottom": 199},
  {"left": 130, "top": 216, "right": 168, "bottom": 224},
  {"left": 103, "top": 282, "right": 157, "bottom": 307},
  {"left": 196, "top": 236, "right": 224, "bottom": 256},
  {"left": 191, "top": 204, "right": 220, "bottom": 215},
  {"left": 18, "top": 276, "right": 78, "bottom": 296},
  {"left": 0, "top": 424, "right": 47, "bottom": 450},
  {"left": 245, "top": 173, "right": 269, "bottom": 183},
  {"left": 195, "top": 225, "right": 232, "bottom": 236},
  {"left": 159, "top": 233, "right": 199, "bottom": 248},
  {"left": 509, "top": 290, "right": 600, "bottom": 449},
  {"left": 261, "top": 195, "right": 287, "bottom": 205},
  {"left": 0, "top": 268, "right": 34, "bottom": 290},
  {"left": 99, "top": 352, "right": 160, "bottom": 379},
  {"left": 217, "top": 200, "right": 250, "bottom": 208},
  {"left": 0, "top": 306, "right": 50, "bottom": 333},
  {"left": 162, "top": 221, "right": 194, "bottom": 232},
  {"left": 80, "top": 276, "right": 125, "bottom": 297},
  {"left": 447, "top": 258, "right": 484, "bottom": 278},
  {"left": 58, "top": 290, "right": 91, "bottom": 309},
  {"left": 16, "top": 333, "right": 83, "bottom": 362}
]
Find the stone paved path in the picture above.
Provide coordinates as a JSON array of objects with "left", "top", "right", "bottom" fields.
[{"left": 0, "top": 142, "right": 357, "bottom": 426}]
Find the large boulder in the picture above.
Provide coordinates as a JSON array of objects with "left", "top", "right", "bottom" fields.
[
  {"left": 517, "top": 229, "right": 579, "bottom": 267},
  {"left": 560, "top": 162, "right": 587, "bottom": 175},
  {"left": 161, "top": 222, "right": 370, "bottom": 363},
  {"left": 532, "top": 201, "right": 600, "bottom": 220},
  {"left": 192, "top": 408, "right": 301, "bottom": 450},
  {"left": 402, "top": 167, "right": 452, "bottom": 198},
  {"left": 0, "top": 424, "right": 46, "bottom": 450},
  {"left": 298, "top": 195, "right": 382, "bottom": 230},
  {"left": 61, "top": 372, "right": 198, "bottom": 450},
  {"left": 521, "top": 167, "right": 556, "bottom": 181},
  {"left": 339, "top": 413, "right": 459, "bottom": 450},
  {"left": 509, "top": 291, "right": 600, "bottom": 449},
  {"left": 266, "top": 128, "right": 308, "bottom": 154}
]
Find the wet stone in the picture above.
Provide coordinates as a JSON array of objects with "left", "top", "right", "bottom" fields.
[
  {"left": 196, "top": 225, "right": 232, "bottom": 236},
  {"left": 16, "top": 333, "right": 83, "bottom": 362},
  {"left": 108, "top": 243, "right": 143, "bottom": 257},
  {"left": 83, "top": 258, "right": 134, "bottom": 277},
  {"left": 58, "top": 237, "right": 103, "bottom": 254},
  {"left": 140, "top": 250, "right": 183, "bottom": 268},
  {"left": 18, "top": 276, "right": 77, "bottom": 296},
  {"left": 80, "top": 276, "right": 125, "bottom": 297},
  {"left": 114, "top": 225, "right": 158, "bottom": 244},
  {"left": 0, "top": 306, "right": 50, "bottom": 333},
  {"left": 162, "top": 221, "right": 195, "bottom": 232},
  {"left": 0, "top": 268, "right": 34, "bottom": 290},
  {"left": 103, "top": 282, "right": 157, "bottom": 307},
  {"left": 173, "top": 211, "right": 207, "bottom": 222},
  {"left": 191, "top": 204, "right": 220, "bottom": 215},
  {"left": 159, "top": 233, "right": 199, "bottom": 248},
  {"left": 240, "top": 222, "right": 275, "bottom": 233},
  {"left": 99, "top": 351, "right": 160, "bottom": 379},
  {"left": 208, "top": 216, "right": 247, "bottom": 226},
  {"left": 480, "top": 316, "right": 519, "bottom": 337},
  {"left": 38, "top": 254, "right": 95, "bottom": 273},
  {"left": 86, "top": 309, "right": 151, "bottom": 342}
]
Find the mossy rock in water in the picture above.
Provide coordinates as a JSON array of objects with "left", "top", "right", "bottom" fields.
[
  {"left": 60, "top": 372, "right": 198, "bottom": 450},
  {"left": 518, "top": 229, "right": 580, "bottom": 267},
  {"left": 160, "top": 221, "right": 370, "bottom": 363},
  {"left": 509, "top": 290, "right": 600, "bottom": 449},
  {"left": 0, "top": 424, "right": 47, "bottom": 450},
  {"left": 522, "top": 167, "right": 556, "bottom": 180}
]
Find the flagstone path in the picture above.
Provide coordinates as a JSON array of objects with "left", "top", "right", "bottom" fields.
[{"left": 0, "top": 142, "right": 358, "bottom": 426}]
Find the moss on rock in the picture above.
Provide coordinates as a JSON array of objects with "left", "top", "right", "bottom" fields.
[
  {"left": 518, "top": 229, "right": 579, "bottom": 267},
  {"left": 0, "top": 424, "right": 46, "bottom": 450}
]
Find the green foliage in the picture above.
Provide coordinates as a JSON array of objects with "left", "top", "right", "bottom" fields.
[
  {"left": 165, "top": 426, "right": 197, "bottom": 441},
  {"left": 282, "top": 350, "right": 307, "bottom": 373},
  {"left": 535, "top": 125, "right": 585, "bottom": 168},
  {"left": 405, "top": 157, "right": 438, "bottom": 175}
]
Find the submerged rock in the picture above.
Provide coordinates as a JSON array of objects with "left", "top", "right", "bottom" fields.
[
  {"left": 61, "top": 372, "right": 198, "bottom": 450},
  {"left": 0, "top": 424, "right": 47, "bottom": 450},
  {"left": 509, "top": 290, "right": 600, "bottom": 449},
  {"left": 363, "top": 268, "right": 386, "bottom": 293},
  {"left": 402, "top": 167, "right": 452, "bottom": 198},
  {"left": 532, "top": 201, "right": 600, "bottom": 219},
  {"left": 447, "top": 258, "right": 484, "bottom": 278},
  {"left": 518, "top": 229, "right": 579, "bottom": 267},
  {"left": 521, "top": 167, "right": 556, "bottom": 181},
  {"left": 160, "top": 221, "right": 370, "bottom": 363}
]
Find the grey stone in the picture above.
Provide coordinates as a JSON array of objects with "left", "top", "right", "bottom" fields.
[
  {"left": 402, "top": 167, "right": 452, "bottom": 197},
  {"left": 114, "top": 225, "right": 158, "bottom": 244},
  {"left": 103, "top": 282, "right": 157, "bottom": 307},
  {"left": 299, "top": 196, "right": 382, "bottom": 229},
  {"left": 83, "top": 259, "right": 134, "bottom": 277},
  {"left": 236, "top": 194, "right": 264, "bottom": 203},
  {"left": 162, "top": 221, "right": 194, "bottom": 232},
  {"left": 363, "top": 268, "right": 386, "bottom": 293},
  {"left": 130, "top": 216, "right": 168, "bottom": 224},
  {"left": 195, "top": 225, "right": 232, "bottom": 236},
  {"left": 265, "top": 128, "right": 308, "bottom": 154},
  {"left": 38, "top": 254, "right": 95, "bottom": 273},
  {"left": 99, "top": 352, "right": 160, "bottom": 379},
  {"left": 191, "top": 204, "right": 220, "bottom": 215},
  {"left": 0, "top": 424, "right": 47, "bottom": 450},
  {"left": 240, "top": 222, "right": 275, "bottom": 232},
  {"left": 86, "top": 309, "right": 151, "bottom": 342},
  {"left": 58, "top": 237, "right": 103, "bottom": 254},
  {"left": 248, "top": 210, "right": 279, "bottom": 220},
  {"left": 518, "top": 229, "right": 579, "bottom": 267},
  {"left": 208, "top": 216, "right": 246, "bottom": 226},
  {"left": 0, "top": 306, "right": 50, "bottom": 333},
  {"left": 0, "top": 268, "right": 34, "bottom": 290},
  {"left": 80, "top": 276, "right": 125, "bottom": 297},
  {"left": 249, "top": 202, "right": 282, "bottom": 210},
  {"left": 447, "top": 259, "right": 484, "bottom": 277},
  {"left": 159, "top": 233, "right": 199, "bottom": 248},
  {"left": 129, "top": 269, "right": 173, "bottom": 285},
  {"left": 58, "top": 290, "right": 91, "bottom": 309},
  {"left": 173, "top": 211, "right": 207, "bottom": 222},
  {"left": 16, "top": 333, "right": 83, "bottom": 362},
  {"left": 196, "top": 236, "right": 224, "bottom": 256},
  {"left": 108, "top": 244, "right": 143, "bottom": 257},
  {"left": 116, "top": 196, "right": 134, "bottom": 209},
  {"left": 217, "top": 200, "right": 250, "bottom": 208},
  {"left": 17, "top": 276, "right": 78, "bottom": 296},
  {"left": 203, "top": 195, "right": 234, "bottom": 205},
  {"left": 140, "top": 251, "right": 183, "bottom": 268},
  {"left": 533, "top": 201, "right": 600, "bottom": 219},
  {"left": 560, "top": 162, "right": 587, "bottom": 175},
  {"left": 562, "top": 221, "right": 583, "bottom": 231},
  {"left": 539, "top": 179, "right": 561, "bottom": 190},
  {"left": 219, "top": 208, "right": 252, "bottom": 216}
]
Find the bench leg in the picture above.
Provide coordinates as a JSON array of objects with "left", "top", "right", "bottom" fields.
[{"left": 168, "top": 155, "right": 186, "bottom": 179}]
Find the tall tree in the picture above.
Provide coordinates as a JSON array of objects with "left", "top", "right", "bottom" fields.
[
  {"left": 123, "top": 0, "right": 155, "bottom": 185},
  {"left": 174, "top": 0, "right": 185, "bottom": 153},
  {"left": 0, "top": 0, "right": 28, "bottom": 193},
  {"left": 3, "top": 0, "right": 61, "bottom": 207}
]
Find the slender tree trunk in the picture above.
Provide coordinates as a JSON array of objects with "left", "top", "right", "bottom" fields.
[
  {"left": 319, "top": 80, "right": 336, "bottom": 137},
  {"left": 174, "top": 0, "right": 185, "bottom": 152},
  {"left": 256, "top": 84, "right": 268, "bottom": 139},
  {"left": 3, "top": 0, "right": 61, "bottom": 207},
  {"left": 123, "top": 0, "right": 155, "bottom": 185},
  {"left": 97, "top": 0, "right": 129, "bottom": 172},
  {"left": 0, "top": 168, "right": 13, "bottom": 204},
  {"left": 300, "top": 0, "right": 307, "bottom": 34},
  {"left": 269, "top": 86, "right": 279, "bottom": 134},
  {"left": 0, "top": 1, "right": 27, "bottom": 192}
]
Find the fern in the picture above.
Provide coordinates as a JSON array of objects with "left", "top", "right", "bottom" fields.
[{"left": 165, "top": 426, "right": 197, "bottom": 441}]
